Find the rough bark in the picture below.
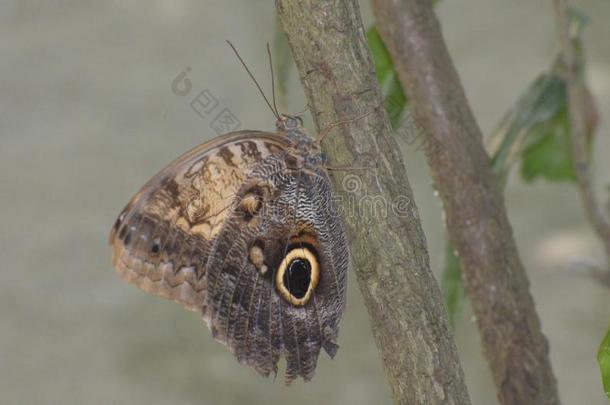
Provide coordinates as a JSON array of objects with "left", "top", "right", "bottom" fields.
[
  {"left": 275, "top": 1, "right": 471, "bottom": 404},
  {"left": 369, "top": 1, "right": 561, "bottom": 404}
]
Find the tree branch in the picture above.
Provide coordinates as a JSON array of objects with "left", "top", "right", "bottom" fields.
[
  {"left": 369, "top": 1, "right": 561, "bottom": 404},
  {"left": 275, "top": 1, "right": 471, "bottom": 403},
  {"left": 553, "top": 0, "right": 610, "bottom": 274}
]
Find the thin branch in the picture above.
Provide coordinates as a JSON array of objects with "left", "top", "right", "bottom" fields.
[
  {"left": 369, "top": 1, "right": 561, "bottom": 404},
  {"left": 275, "top": 1, "right": 471, "bottom": 404},
  {"left": 553, "top": 0, "right": 610, "bottom": 273}
]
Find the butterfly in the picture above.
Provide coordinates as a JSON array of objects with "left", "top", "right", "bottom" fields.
[{"left": 109, "top": 51, "right": 349, "bottom": 384}]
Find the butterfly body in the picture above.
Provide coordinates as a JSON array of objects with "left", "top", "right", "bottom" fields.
[{"left": 110, "top": 115, "right": 348, "bottom": 383}]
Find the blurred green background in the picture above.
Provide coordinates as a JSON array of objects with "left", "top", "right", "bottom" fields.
[{"left": 1, "top": 1, "right": 610, "bottom": 404}]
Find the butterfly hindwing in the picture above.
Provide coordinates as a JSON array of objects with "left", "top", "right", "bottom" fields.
[{"left": 204, "top": 154, "right": 348, "bottom": 383}]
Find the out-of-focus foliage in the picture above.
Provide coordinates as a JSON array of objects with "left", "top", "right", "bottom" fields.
[
  {"left": 444, "top": 6, "right": 596, "bottom": 326},
  {"left": 366, "top": 8, "right": 597, "bottom": 329},
  {"left": 366, "top": 26, "right": 407, "bottom": 129},
  {"left": 520, "top": 107, "right": 575, "bottom": 182},
  {"left": 489, "top": 74, "right": 568, "bottom": 181},
  {"left": 598, "top": 328, "right": 610, "bottom": 399},
  {"left": 489, "top": 8, "right": 596, "bottom": 184}
]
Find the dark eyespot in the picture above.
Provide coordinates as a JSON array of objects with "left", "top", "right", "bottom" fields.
[
  {"left": 151, "top": 241, "right": 160, "bottom": 254},
  {"left": 283, "top": 258, "right": 312, "bottom": 299},
  {"left": 276, "top": 247, "right": 320, "bottom": 305},
  {"left": 124, "top": 232, "right": 131, "bottom": 246}
]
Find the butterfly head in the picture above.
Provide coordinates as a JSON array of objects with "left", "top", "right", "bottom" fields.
[
  {"left": 276, "top": 114, "right": 322, "bottom": 162},
  {"left": 276, "top": 114, "right": 304, "bottom": 132}
]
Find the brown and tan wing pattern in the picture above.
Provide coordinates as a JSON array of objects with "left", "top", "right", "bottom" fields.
[
  {"left": 204, "top": 154, "right": 348, "bottom": 383},
  {"left": 110, "top": 130, "right": 348, "bottom": 384},
  {"left": 109, "top": 131, "right": 290, "bottom": 312}
]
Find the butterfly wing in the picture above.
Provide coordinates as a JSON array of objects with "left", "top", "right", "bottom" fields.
[
  {"left": 204, "top": 153, "right": 348, "bottom": 383},
  {"left": 110, "top": 132, "right": 348, "bottom": 384},
  {"left": 109, "top": 131, "right": 290, "bottom": 311}
]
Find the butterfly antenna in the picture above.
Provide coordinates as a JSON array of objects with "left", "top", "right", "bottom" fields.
[
  {"left": 266, "top": 42, "right": 280, "bottom": 119},
  {"left": 226, "top": 40, "right": 279, "bottom": 120}
]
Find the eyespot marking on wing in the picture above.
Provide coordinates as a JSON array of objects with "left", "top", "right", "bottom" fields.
[{"left": 275, "top": 247, "right": 320, "bottom": 306}]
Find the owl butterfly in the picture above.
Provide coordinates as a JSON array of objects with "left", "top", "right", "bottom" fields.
[{"left": 109, "top": 52, "right": 349, "bottom": 383}]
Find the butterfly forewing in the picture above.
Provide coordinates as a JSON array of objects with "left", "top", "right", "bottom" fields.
[{"left": 110, "top": 131, "right": 289, "bottom": 312}]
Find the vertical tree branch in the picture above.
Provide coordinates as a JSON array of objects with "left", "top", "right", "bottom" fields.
[
  {"left": 275, "top": 1, "right": 471, "bottom": 404},
  {"left": 369, "top": 1, "right": 560, "bottom": 404},
  {"left": 553, "top": 0, "right": 610, "bottom": 272}
]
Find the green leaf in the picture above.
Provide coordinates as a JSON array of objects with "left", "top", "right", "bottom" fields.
[
  {"left": 520, "top": 108, "right": 577, "bottom": 182},
  {"left": 598, "top": 327, "right": 610, "bottom": 399},
  {"left": 488, "top": 73, "right": 568, "bottom": 180},
  {"left": 366, "top": 26, "right": 407, "bottom": 129},
  {"left": 487, "top": 7, "right": 593, "bottom": 184},
  {"left": 366, "top": 0, "right": 441, "bottom": 130},
  {"left": 441, "top": 241, "right": 464, "bottom": 329}
]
